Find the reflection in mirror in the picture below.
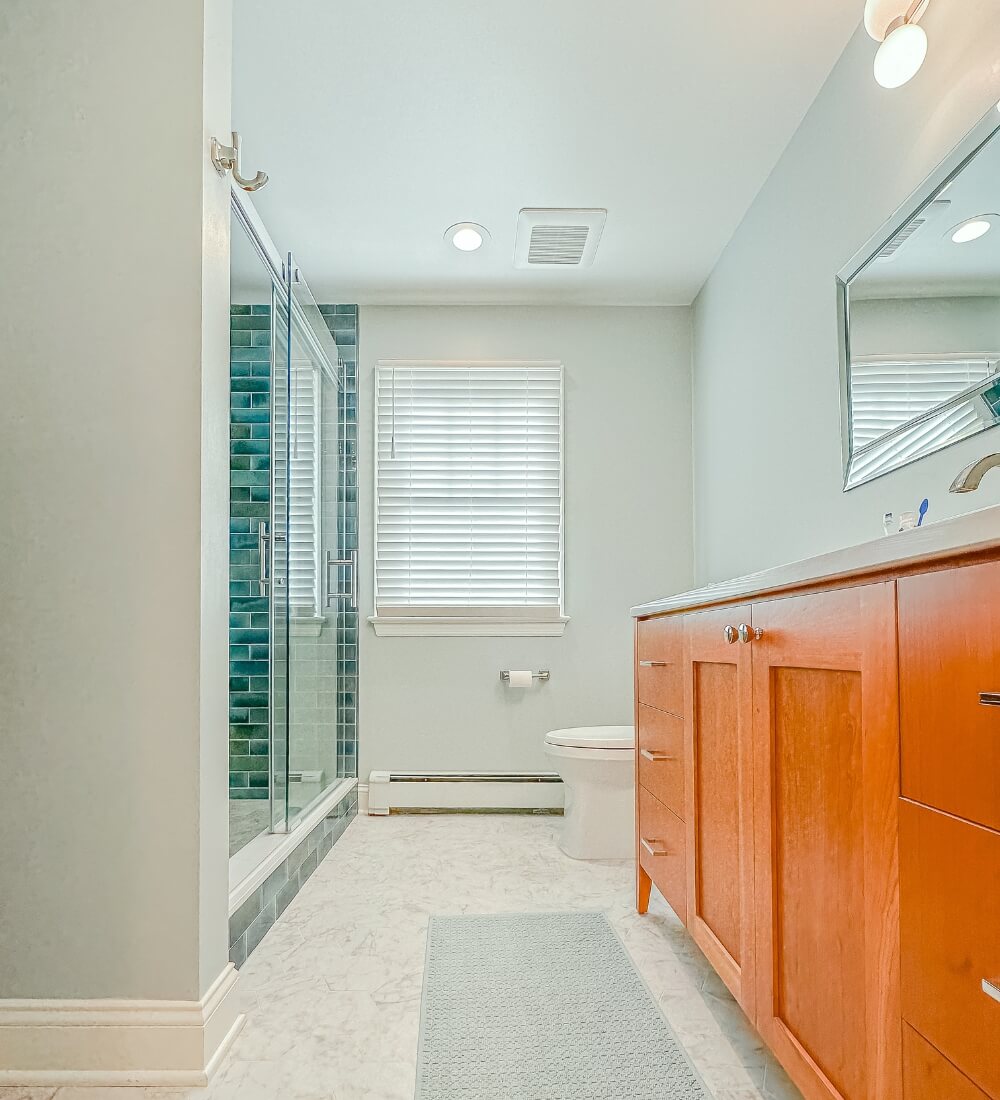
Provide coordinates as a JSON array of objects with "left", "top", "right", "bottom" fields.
[{"left": 840, "top": 113, "right": 1000, "bottom": 489}]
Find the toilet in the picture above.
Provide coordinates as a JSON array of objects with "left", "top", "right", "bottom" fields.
[{"left": 543, "top": 726, "right": 635, "bottom": 860}]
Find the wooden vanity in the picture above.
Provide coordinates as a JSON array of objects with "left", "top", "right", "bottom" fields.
[{"left": 632, "top": 511, "right": 1000, "bottom": 1100}]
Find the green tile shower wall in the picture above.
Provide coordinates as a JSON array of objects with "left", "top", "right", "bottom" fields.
[
  {"left": 230, "top": 304, "right": 271, "bottom": 799},
  {"left": 228, "top": 303, "right": 360, "bottom": 798}
]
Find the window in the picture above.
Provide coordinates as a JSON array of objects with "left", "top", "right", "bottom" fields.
[
  {"left": 273, "top": 358, "right": 323, "bottom": 616},
  {"left": 373, "top": 360, "right": 566, "bottom": 637}
]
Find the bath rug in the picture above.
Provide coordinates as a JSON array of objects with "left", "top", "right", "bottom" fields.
[{"left": 415, "top": 911, "right": 710, "bottom": 1099}]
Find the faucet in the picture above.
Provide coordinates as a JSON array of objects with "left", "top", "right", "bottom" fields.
[{"left": 950, "top": 453, "right": 1000, "bottom": 493}]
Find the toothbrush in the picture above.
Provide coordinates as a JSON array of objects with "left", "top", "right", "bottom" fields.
[{"left": 917, "top": 498, "right": 929, "bottom": 527}]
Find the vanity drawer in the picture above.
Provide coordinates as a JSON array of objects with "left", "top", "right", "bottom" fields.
[
  {"left": 636, "top": 615, "right": 683, "bottom": 716},
  {"left": 900, "top": 799, "right": 1000, "bottom": 1098},
  {"left": 898, "top": 563, "right": 1000, "bottom": 831},
  {"left": 637, "top": 704, "right": 684, "bottom": 819},
  {"left": 638, "top": 784, "right": 687, "bottom": 923},
  {"left": 903, "top": 1025, "right": 991, "bottom": 1100}
]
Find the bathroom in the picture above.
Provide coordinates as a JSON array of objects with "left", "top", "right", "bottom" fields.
[{"left": 3, "top": 1, "right": 1000, "bottom": 1099}]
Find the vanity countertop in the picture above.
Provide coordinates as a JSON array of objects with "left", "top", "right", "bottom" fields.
[{"left": 631, "top": 503, "right": 1000, "bottom": 617}]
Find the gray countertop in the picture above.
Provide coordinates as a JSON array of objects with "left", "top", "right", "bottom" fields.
[{"left": 631, "top": 503, "right": 1000, "bottom": 618}]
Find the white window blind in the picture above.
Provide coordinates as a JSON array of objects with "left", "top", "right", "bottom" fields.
[
  {"left": 850, "top": 357, "right": 995, "bottom": 450},
  {"left": 847, "top": 356, "right": 999, "bottom": 486},
  {"left": 374, "top": 361, "right": 563, "bottom": 621},
  {"left": 273, "top": 360, "right": 322, "bottom": 615}
]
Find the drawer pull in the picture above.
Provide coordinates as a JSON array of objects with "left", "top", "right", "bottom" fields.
[
  {"left": 979, "top": 693, "right": 1000, "bottom": 707},
  {"left": 724, "top": 625, "right": 738, "bottom": 644},
  {"left": 640, "top": 837, "right": 669, "bottom": 857},
  {"left": 983, "top": 978, "right": 1000, "bottom": 1004},
  {"left": 640, "top": 749, "right": 676, "bottom": 762},
  {"left": 639, "top": 660, "right": 668, "bottom": 668}
]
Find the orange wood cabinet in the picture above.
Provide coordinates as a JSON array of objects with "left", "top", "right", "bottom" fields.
[
  {"left": 635, "top": 555, "right": 1000, "bottom": 1100},
  {"left": 898, "top": 562, "right": 1000, "bottom": 833},
  {"left": 899, "top": 800, "right": 1000, "bottom": 1098},
  {"left": 751, "top": 583, "right": 900, "bottom": 1100},
  {"left": 903, "top": 1025, "right": 992, "bottom": 1100},
  {"left": 682, "top": 604, "right": 755, "bottom": 1019}
]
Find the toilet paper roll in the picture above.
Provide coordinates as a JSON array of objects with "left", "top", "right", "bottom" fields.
[{"left": 507, "top": 670, "right": 533, "bottom": 688}]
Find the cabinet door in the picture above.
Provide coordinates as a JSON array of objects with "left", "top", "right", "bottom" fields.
[
  {"left": 751, "top": 583, "right": 901, "bottom": 1100},
  {"left": 898, "top": 561, "right": 1000, "bottom": 831},
  {"left": 683, "top": 604, "right": 755, "bottom": 1018}
]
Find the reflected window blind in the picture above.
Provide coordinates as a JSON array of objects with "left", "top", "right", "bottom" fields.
[
  {"left": 375, "top": 362, "right": 563, "bottom": 616},
  {"left": 850, "top": 357, "right": 995, "bottom": 450},
  {"left": 273, "top": 360, "right": 322, "bottom": 614}
]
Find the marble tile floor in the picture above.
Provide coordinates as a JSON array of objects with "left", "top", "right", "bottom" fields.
[
  {"left": 229, "top": 798, "right": 270, "bottom": 857},
  {"left": 3, "top": 814, "right": 803, "bottom": 1100}
]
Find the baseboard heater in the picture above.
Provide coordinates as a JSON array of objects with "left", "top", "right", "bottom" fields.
[{"left": 367, "top": 771, "right": 564, "bottom": 815}]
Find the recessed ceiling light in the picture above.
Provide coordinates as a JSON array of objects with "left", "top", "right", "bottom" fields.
[
  {"left": 951, "top": 218, "right": 993, "bottom": 244},
  {"left": 444, "top": 222, "right": 490, "bottom": 252}
]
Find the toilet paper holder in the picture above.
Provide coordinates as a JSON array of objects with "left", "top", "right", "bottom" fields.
[{"left": 499, "top": 670, "right": 551, "bottom": 683}]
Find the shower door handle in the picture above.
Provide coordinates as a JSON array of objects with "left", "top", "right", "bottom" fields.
[
  {"left": 325, "top": 549, "right": 358, "bottom": 610},
  {"left": 258, "top": 521, "right": 270, "bottom": 596}
]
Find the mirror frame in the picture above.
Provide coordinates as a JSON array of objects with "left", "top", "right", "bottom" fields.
[{"left": 837, "top": 107, "right": 1000, "bottom": 491}]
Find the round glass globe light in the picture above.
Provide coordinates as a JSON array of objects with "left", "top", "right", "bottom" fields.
[{"left": 873, "top": 23, "right": 927, "bottom": 89}]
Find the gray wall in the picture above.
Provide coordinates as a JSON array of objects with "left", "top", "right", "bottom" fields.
[
  {"left": 1, "top": 0, "right": 232, "bottom": 999},
  {"left": 850, "top": 295, "right": 1000, "bottom": 357},
  {"left": 357, "top": 306, "right": 693, "bottom": 776},
  {"left": 692, "top": 6, "right": 1000, "bottom": 584}
]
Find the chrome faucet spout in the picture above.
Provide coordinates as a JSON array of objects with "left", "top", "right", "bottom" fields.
[{"left": 950, "top": 453, "right": 1000, "bottom": 493}]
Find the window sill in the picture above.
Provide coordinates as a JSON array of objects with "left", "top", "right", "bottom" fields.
[{"left": 369, "top": 615, "right": 569, "bottom": 638}]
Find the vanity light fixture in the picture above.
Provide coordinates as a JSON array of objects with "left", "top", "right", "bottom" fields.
[
  {"left": 950, "top": 217, "right": 993, "bottom": 244},
  {"left": 864, "top": 0, "right": 931, "bottom": 89},
  {"left": 444, "top": 222, "right": 490, "bottom": 252}
]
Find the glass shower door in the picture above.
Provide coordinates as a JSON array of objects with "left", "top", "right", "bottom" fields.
[{"left": 275, "top": 257, "right": 352, "bottom": 830}]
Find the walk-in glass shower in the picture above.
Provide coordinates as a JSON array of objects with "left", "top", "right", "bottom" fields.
[{"left": 229, "top": 187, "right": 358, "bottom": 860}]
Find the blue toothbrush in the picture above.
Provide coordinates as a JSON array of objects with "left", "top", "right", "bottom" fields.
[{"left": 917, "top": 498, "right": 929, "bottom": 527}]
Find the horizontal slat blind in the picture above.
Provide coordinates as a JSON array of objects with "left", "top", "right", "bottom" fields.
[
  {"left": 375, "top": 362, "right": 563, "bottom": 615},
  {"left": 273, "top": 360, "right": 322, "bottom": 614},
  {"left": 850, "top": 358, "right": 994, "bottom": 449}
]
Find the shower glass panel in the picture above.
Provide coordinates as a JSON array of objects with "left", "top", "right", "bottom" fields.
[
  {"left": 283, "top": 267, "right": 346, "bottom": 830},
  {"left": 229, "top": 185, "right": 355, "bottom": 859}
]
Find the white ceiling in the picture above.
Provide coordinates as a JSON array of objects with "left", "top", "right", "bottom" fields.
[{"left": 233, "top": 0, "right": 861, "bottom": 306}]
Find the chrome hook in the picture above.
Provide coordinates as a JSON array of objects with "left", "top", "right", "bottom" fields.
[{"left": 210, "top": 130, "right": 268, "bottom": 192}]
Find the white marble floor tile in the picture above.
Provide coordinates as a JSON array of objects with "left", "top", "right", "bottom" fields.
[{"left": 0, "top": 813, "right": 803, "bottom": 1100}]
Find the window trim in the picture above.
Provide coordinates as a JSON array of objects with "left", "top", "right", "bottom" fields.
[{"left": 370, "top": 359, "right": 568, "bottom": 638}]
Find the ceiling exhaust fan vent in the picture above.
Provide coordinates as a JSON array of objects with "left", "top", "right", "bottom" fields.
[
  {"left": 875, "top": 198, "right": 951, "bottom": 262},
  {"left": 515, "top": 208, "right": 607, "bottom": 268}
]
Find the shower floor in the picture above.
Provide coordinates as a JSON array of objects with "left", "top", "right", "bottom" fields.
[
  {"left": 229, "top": 781, "right": 327, "bottom": 857},
  {"left": 229, "top": 799, "right": 269, "bottom": 857}
]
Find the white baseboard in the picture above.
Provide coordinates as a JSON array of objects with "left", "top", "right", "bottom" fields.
[
  {"left": 366, "top": 771, "right": 564, "bottom": 814},
  {"left": 0, "top": 963, "right": 245, "bottom": 1086}
]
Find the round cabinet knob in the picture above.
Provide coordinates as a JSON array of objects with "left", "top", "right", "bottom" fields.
[
  {"left": 724, "top": 625, "right": 738, "bottom": 644},
  {"left": 738, "top": 623, "right": 764, "bottom": 643}
]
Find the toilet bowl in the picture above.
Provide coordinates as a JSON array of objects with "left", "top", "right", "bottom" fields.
[{"left": 544, "top": 726, "right": 635, "bottom": 860}]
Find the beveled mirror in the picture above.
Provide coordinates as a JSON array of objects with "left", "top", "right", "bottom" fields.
[{"left": 838, "top": 108, "right": 1000, "bottom": 490}]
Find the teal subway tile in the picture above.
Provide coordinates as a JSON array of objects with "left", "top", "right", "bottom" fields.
[
  {"left": 232, "top": 596, "right": 269, "bottom": 613},
  {"left": 230, "top": 565, "right": 259, "bottom": 582},
  {"left": 230, "top": 424, "right": 251, "bottom": 439},
  {"left": 231, "top": 439, "right": 269, "bottom": 456},
  {"left": 250, "top": 676, "right": 268, "bottom": 692},
  {"left": 229, "top": 787, "right": 268, "bottom": 801},
  {"left": 229, "top": 581, "right": 251, "bottom": 597},
  {"left": 229, "top": 772, "right": 250, "bottom": 788},
  {"left": 242, "top": 723, "right": 269, "bottom": 739},
  {"left": 229, "top": 676, "right": 250, "bottom": 693},
  {"left": 231, "top": 628, "right": 268, "bottom": 645},
  {"left": 248, "top": 772, "right": 269, "bottom": 788},
  {"left": 230, "top": 330, "right": 252, "bottom": 347},
  {"left": 251, "top": 329, "right": 271, "bottom": 347},
  {"left": 229, "top": 645, "right": 250, "bottom": 661},
  {"left": 249, "top": 739, "right": 269, "bottom": 756},
  {"left": 250, "top": 304, "right": 270, "bottom": 316},
  {"left": 230, "top": 361, "right": 252, "bottom": 377},
  {"left": 250, "top": 708, "right": 268, "bottom": 723},
  {"left": 229, "top": 613, "right": 251, "bottom": 629},
  {"left": 249, "top": 456, "right": 270, "bottom": 471},
  {"left": 232, "top": 409, "right": 269, "bottom": 424},
  {"left": 250, "top": 422, "right": 270, "bottom": 438},
  {"left": 229, "top": 707, "right": 249, "bottom": 724},
  {"left": 248, "top": 645, "right": 268, "bottom": 662},
  {"left": 231, "top": 689, "right": 268, "bottom": 707},
  {"left": 230, "top": 456, "right": 251, "bottom": 471},
  {"left": 231, "top": 314, "right": 270, "bottom": 330},
  {"left": 250, "top": 393, "right": 270, "bottom": 409},
  {"left": 231, "top": 664, "right": 268, "bottom": 680},
  {"left": 230, "top": 392, "right": 251, "bottom": 409},
  {"left": 250, "top": 487, "right": 270, "bottom": 503},
  {"left": 230, "top": 534, "right": 258, "bottom": 551},
  {"left": 231, "top": 377, "right": 270, "bottom": 393},
  {"left": 231, "top": 304, "right": 251, "bottom": 316},
  {"left": 229, "top": 551, "right": 257, "bottom": 567}
]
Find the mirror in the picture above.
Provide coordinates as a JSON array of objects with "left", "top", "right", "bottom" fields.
[{"left": 839, "top": 109, "right": 1000, "bottom": 490}]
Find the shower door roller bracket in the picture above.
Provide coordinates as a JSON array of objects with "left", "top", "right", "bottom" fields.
[{"left": 326, "top": 548, "right": 358, "bottom": 610}]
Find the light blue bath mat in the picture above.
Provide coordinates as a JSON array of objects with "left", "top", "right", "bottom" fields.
[{"left": 415, "top": 911, "right": 710, "bottom": 1099}]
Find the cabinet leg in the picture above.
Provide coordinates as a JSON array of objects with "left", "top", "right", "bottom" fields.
[{"left": 637, "top": 865, "right": 652, "bottom": 914}]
